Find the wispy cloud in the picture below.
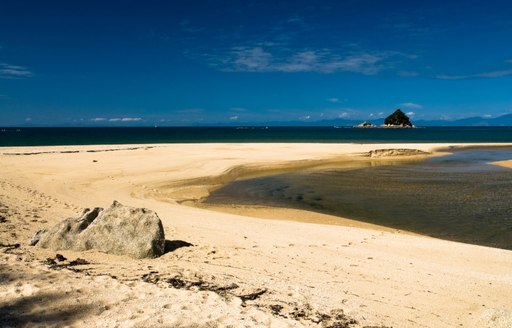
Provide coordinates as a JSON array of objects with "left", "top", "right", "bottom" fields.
[
  {"left": 437, "top": 61, "right": 512, "bottom": 79},
  {"left": 229, "top": 47, "right": 272, "bottom": 71},
  {"left": 287, "top": 15, "right": 305, "bottom": 25},
  {"left": 437, "top": 70, "right": 512, "bottom": 79},
  {"left": 176, "top": 108, "right": 204, "bottom": 114},
  {"left": 0, "top": 63, "right": 33, "bottom": 79},
  {"left": 368, "top": 112, "right": 386, "bottom": 119},
  {"left": 211, "top": 46, "right": 412, "bottom": 75},
  {"left": 327, "top": 97, "right": 340, "bottom": 103},
  {"left": 91, "top": 117, "right": 142, "bottom": 122},
  {"left": 397, "top": 70, "right": 419, "bottom": 77},
  {"left": 400, "top": 102, "right": 423, "bottom": 109}
]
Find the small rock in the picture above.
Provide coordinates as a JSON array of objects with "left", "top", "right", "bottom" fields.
[{"left": 55, "top": 254, "right": 67, "bottom": 262}]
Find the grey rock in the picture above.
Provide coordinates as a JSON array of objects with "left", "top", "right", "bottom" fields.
[
  {"left": 354, "top": 121, "right": 376, "bottom": 128},
  {"left": 35, "top": 201, "right": 165, "bottom": 259},
  {"left": 36, "top": 207, "right": 102, "bottom": 249}
]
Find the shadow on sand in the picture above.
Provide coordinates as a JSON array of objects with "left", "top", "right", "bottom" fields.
[
  {"left": 164, "top": 239, "right": 194, "bottom": 253},
  {"left": 0, "top": 267, "right": 95, "bottom": 326}
]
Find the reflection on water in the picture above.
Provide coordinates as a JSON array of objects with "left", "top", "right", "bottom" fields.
[{"left": 205, "top": 147, "right": 512, "bottom": 250}]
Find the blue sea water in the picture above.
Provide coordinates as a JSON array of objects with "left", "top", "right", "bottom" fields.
[{"left": 1, "top": 126, "right": 512, "bottom": 146}]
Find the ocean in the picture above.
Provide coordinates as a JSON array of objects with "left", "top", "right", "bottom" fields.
[{"left": 2, "top": 126, "right": 512, "bottom": 146}]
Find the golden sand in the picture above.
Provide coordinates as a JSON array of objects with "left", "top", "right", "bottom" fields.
[{"left": 1, "top": 143, "right": 512, "bottom": 327}]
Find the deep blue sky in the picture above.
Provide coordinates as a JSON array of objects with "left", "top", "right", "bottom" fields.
[{"left": 1, "top": 0, "right": 512, "bottom": 126}]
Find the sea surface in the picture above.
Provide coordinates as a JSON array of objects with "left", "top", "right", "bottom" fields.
[
  {"left": 2, "top": 126, "right": 512, "bottom": 146},
  {"left": 206, "top": 147, "right": 512, "bottom": 250}
]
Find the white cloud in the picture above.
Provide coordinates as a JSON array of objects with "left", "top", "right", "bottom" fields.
[
  {"left": 327, "top": 97, "right": 340, "bottom": 103},
  {"left": 438, "top": 70, "right": 512, "bottom": 79},
  {"left": 322, "top": 53, "right": 384, "bottom": 75},
  {"left": 287, "top": 15, "right": 304, "bottom": 24},
  {"left": 231, "top": 47, "right": 272, "bottom": 72},
  {"left": 369, "top": 112, "right": 386, "bottom": 118},
  {"left": 437, "top": 61, "right": 512, "bottom": 79},
  {"left": 277, "top": 51, "right": 320, "bottom": 72},
  {"left": 91, "top": 117, "right": 142, "bottom": 122},
  {"left": 400, "top": 102, "right": 423, "bottom": 109},
  {"left": 477, "top": 69, "right": 512, "bottom": 78},
  {"left": 406, "top": 111, "right": 416, "bottom": 117},
  {"left": 299, "top": 115, "right": 311, "bottom": 120},
  {"left": 25, "top": 117, "right": 32, "bottom": 121},
  {"left": 338, "top": 112, "right": 350, "bottom": 118},
  {"left": 229, "top": 115, "right": 239, "bottom": 120},
  {"left": 397, "top": 70, "right": 419, "bottom": 77},
  {"left": 0, "top": 63, "right": 33, "bottom": 79},
  {"left": 110, "top": 117, "right": 142, "bottom": 122},
  {"left": 214, "top": 47, "right": 410, "bottom": 75},
  {"left": 177, "top": 108, "right": 204, "bottom": 114}
]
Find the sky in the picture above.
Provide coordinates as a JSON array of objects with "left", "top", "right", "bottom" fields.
[{"left": 1, "top": 0, "right": 512, "bottom": 126}]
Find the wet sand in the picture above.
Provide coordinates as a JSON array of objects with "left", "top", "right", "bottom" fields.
[{"left": 205, "top": 147, "right": 512, "bottom": 250}]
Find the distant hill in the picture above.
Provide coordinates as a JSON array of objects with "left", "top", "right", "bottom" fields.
[
  {"left": 201, "top": 113, "right": 512, "bottom": 127},
  {"left": 9, "top": 113, "right": 512, "bottom": 128},
  {"left": 415, "top": 114, "right": 512, "bottom": 127}
]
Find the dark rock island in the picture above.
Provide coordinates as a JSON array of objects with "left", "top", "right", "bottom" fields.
[
  {"left": 354, "top": 109, "right": 414, "bottom": 128},
  {"left": 384, "top": 109, "right": 413, "bottom": 127}
]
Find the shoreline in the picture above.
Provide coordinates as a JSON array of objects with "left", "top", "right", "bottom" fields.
[{"left": 2, "top": 142, "right": 512, "bottom": 327}]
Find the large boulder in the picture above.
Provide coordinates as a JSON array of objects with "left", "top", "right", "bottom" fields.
[
  {"left": 35, "top": 201, "right": 165, "bottom": 259},
  {"left": 36, "top": 207, "right": 102, "bottom": 249}
]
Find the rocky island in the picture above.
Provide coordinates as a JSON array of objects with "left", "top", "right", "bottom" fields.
[
  {"left": 383, "top": 109, "right": 414, "bottom": 127},
  {"left": 355, "top": 109, "right": 414, "bottom": 128}
]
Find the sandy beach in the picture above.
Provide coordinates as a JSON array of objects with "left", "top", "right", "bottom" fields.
[{"left": 1, "top": 143, "right": 512, "bottom": 328}]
